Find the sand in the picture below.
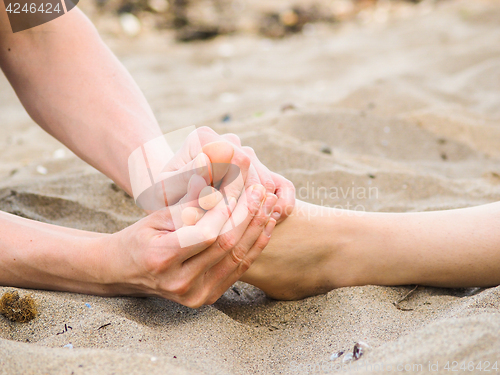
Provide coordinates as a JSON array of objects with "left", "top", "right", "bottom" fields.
[{"left": 1, "top": 0, "right": 500, "bottom": 373}]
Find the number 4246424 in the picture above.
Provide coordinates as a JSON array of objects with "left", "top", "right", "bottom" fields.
[
  {"left": 443, "top": 361, "right": 498, "bottom": 372},
  {"left": 6, "top": 2, "right": 62, "bottom": 13}
]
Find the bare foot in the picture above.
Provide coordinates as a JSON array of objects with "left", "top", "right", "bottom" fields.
[{"left": 240, "top": 200, "right": 355, "bottom": 300}]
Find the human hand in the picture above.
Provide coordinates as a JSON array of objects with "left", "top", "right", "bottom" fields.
[
  {"left": 201, "top": 128, "right": 296, "bottom": 224},
  {"left": 137, "top": 126, "right": 295, "bottom": 224},
  {"left": 103, "top": 182, "right": 277, "bottom": 308}
]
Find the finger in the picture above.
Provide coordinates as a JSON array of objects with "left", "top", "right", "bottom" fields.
[
  {"left": 169, "top": 174, "right": 208, "bottom": 229},
  {"left": 221, "top": 133, "right": 242, "bottom": 147},
  {"left": 271, "top": 172, "right": 296, "bottom": 223},
  {"left": 202, "top": 141, "right": 235, "bottom": 186},
  {"left": 181, "top": 207, "right": 206, "bottom": 226},
  {"left": 180, "top": 174, "right": 208, "bottom": 207},
  {"left": 204, "top": 213, "right": 277, "bottom": 305},
  {"left": 216, "top": 150, "right": 251, "bottom": 209},
  {"left": 179, "top": 214, "right": 274, "bottom": 307},
  {"left": 214, "top": 193, "right": 276, "bottom": 273},
  {"left": 243, "top": 146, "right": 276, "bottom": 194},
  {"left": 217, "top": 157, "right": 258, "bottom": 211},
  {"left": 171, "top": 187, "right": 241, "bottom": 259},
  {"left": 182, "top": 185, "right": 268, "bottom": 274},
  {"left": 155, "top": 153, "right": 212, "bottom": 207},
  {"left": 198, "top": 186, "right": 223, "bottom": 210}
]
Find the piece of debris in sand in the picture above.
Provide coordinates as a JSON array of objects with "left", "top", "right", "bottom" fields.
[{"left": 0, "top": 290, "right": 38, "bottom": 323}]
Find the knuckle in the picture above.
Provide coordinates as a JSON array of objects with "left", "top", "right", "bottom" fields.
[
  {"left": 237, "top": 257, "right": 253, "bottom": 275},
  {"left": 242, "top": 146, "right": 256, "bottom": 156},
  {"left": 223, "top": 133, "right": 242, "bottom": 146},
  {"left": 167, "top": 280, "right": 191, "bottom": 297},
  {"left": 285, "top": 178, "right": 296, "bottom": 190},
  {"left": 230, "top": 245, "right": 247, "bottom": 265},
  {"left": 247, "top": 199, "right": 261, "bottom": 216},
  {"left": 183, "top": 298, "right": 204, "bottom": 309},
  {"left": 250, "top": 211, "right": 268, "bottom": 227},
  {"left": 232, "top": 152, "right": 251, "bottom": 170},
  {"left": 183, "top": 292, "right": 207, "bottom": 309},
  {"left": 205, "top": 295, "right": 219, "bottom": 305},
  {"left": 217, "top": 232, "right": 236, "bottom": 252},
  {"left": 196, "top": 226, "right": 219, "bottom": 247},
  {"left": 201, "top": 234, "right": 217, "bottom": 247},
  {"left": 264, "top": 180, "right": 276, "bottom": 193},
  {"left": 143, "top": 251, "right": 176, "bottom": 276},
  {"left": 197, "top": 126, "right": 215, "bottom": 136},
  {"left": 150, "top": 209, "right": 171, "bottom": 223}
]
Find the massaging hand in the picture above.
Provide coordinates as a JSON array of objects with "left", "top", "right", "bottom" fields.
[
  {"left": 106, "top": 181, "right": 277, "bottom": 308},
  {"left": 157, "top": 127, "right": 295, "bottom": 224}
]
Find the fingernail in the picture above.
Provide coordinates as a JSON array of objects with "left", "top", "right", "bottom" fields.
[
  {"left": 251, "top": 185, "right": 265, "bottom": 203},
  {"left": 271, "top": 211, "right": 280, "bottom": 221},
  {"left": 264, "top": 218, "right": 276, "bottom": 237},
  {"left": 198, "top": 186, "right": 222, "bottom": 210},
  {"left": 263, "top": 193, "right": 277, "bottom": 216}
]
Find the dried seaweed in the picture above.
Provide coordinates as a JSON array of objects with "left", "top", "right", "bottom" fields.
[{"left": 0, "top": 291, "right": 38, "bottom": 323}]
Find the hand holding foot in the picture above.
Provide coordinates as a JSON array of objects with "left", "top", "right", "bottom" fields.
[{"left": 104, "top": 184, "right": 277, "bottom": 307}]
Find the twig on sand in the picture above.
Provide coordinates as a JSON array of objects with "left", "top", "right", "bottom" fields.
[{"left": 393, "top": 285, "right": 419, "bottom": 311}]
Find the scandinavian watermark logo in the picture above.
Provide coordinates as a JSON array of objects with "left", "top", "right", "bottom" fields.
[{"left": 4, "top": 0, "right": 78, "bottom": 33}]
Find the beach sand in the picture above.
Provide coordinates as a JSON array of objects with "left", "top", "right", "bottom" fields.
[{"left": 1, "top": 0, "right": 500, "bottom": 373}]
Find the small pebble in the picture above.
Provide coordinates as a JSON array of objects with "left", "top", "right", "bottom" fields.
[
  {"left": 353, "top": 341, "right": 371, "bottom": 359},
  {"left": 330, "top": 350, "right": 344, "bottom": 360},
  {"left": 36, "top": 165, "right": 47, "bottom": 175},
  {"left": 280, "top": 103, "right": 296, "bottom": 112},
  {"left": 120, "top": 13, "right": 141, "bottom": 37},
  {"left": 53, "top": 149, "right": 66, "bottom": 159},
  {"left": 280, "top": 9, "right": 299, "bottom": 26},
  {"left": 219, "top": 92, "right": 237, "bottom": 103},
  {"left": 148, "top": 0, "right": 168, "bottom": 12},
  {"left": 320, "top": 144, "right": 332, "bottom": 154},
  {"left": 63, "top": 344, "right": 73, "bottom": 349},
  {"left": 342, "top": 352, "right": 353, "bottom": 363},
  {"left": 217, "top": 43, "right": 234, "bottom": 57}
]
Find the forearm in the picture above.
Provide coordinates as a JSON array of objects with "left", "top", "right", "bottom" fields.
[
  {"left": 0, "top": 7, "right": 161, "bottom": 194},
  {"left": 0, "top": 210, "right": 113, "bottom": 295}
]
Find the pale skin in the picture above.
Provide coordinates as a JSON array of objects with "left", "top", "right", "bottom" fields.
[
  {"left": 241, "top": 201, "right": 500, "bottom": 300},
  {"left": 1, "top": 6, "right": 500, "bottom": 306}
]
